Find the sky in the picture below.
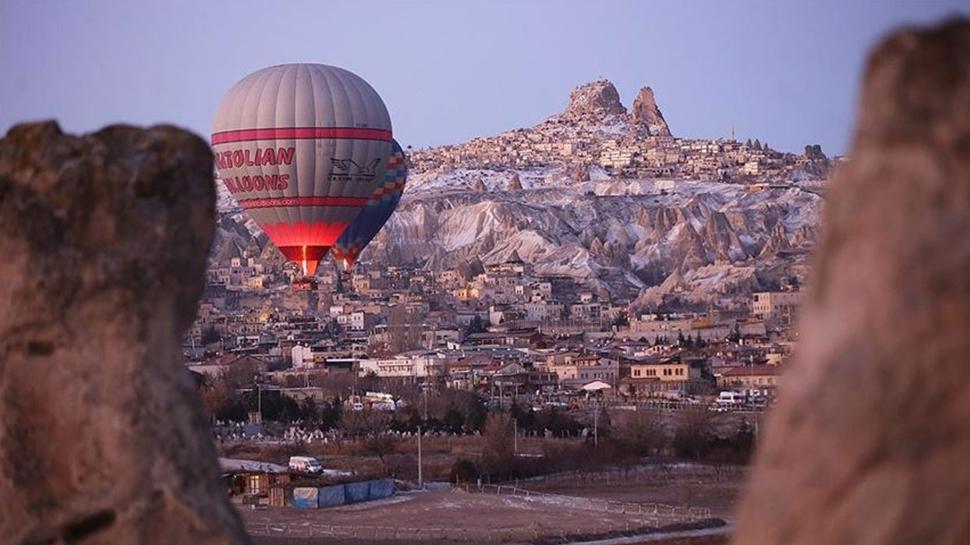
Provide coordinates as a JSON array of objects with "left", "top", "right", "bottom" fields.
[{"left": 1, "top": 0, "right": 967, "bottom": 155}]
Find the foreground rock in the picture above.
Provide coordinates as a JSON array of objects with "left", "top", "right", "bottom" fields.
[
  {"left": 0, "top": 122, "right": 249, "bottom": 544},
  {"left": 733, "top": 19, "right": 970, "bottom": 545}
]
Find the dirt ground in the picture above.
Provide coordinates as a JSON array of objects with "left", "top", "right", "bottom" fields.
[
  {"left": 242, "top": 484, "right": 732, "bottom": 545},
  {"left": 524, "top": 479, "right": 743, "bottom": 521}
]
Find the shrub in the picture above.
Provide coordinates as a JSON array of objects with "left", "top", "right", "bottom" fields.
[{"left": 449, "top": 458, "right": 479, "bottom": 484}]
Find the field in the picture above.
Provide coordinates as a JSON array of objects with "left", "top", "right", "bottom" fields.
[
  {"left": 241, "top": 466, "right": 741, "bottom": 545},
  {"left": 223, "top": 411, "right": 750, "bottom": 544}
]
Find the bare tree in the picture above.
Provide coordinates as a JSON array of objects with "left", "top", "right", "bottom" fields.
[
  {"left": 614, "top": 410, "right": 666, "bottom": 456},
  {"left": 363, "top": 435, "right": 399, "bottom": 475},
  {"left": 672, "top": 407, "right": 716, "bottom": 460},
  {"left": 480, "top": 411, "right": 515, "bottom": 478}
]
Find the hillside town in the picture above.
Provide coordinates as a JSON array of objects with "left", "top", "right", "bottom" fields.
[
  {"left": 187, "top": 249, "right": 796, "bottom": 417},
  {"left": 409, "top": 81, "right": 836, "bottom": 184},
  {"left": 188, "top": 80, "right": 811, "bottom": 424}
]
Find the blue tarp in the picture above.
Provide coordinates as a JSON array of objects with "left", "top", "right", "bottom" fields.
[
  {"left": 317, "top": 484, "right": 347, "bottom": 508},
  {"left": 288, "top": 479, "right": 396, "bottom": 509},
  {"left": 290, "top": 487, "right": 318, "bottom": 509},
  {"left": 367, "top": 479, "right": 395, "bottom": 500},
  {"left": 344, "top": 481, "right": 370, "bottom": 503}
]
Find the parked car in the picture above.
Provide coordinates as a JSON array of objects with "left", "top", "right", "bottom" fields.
[{"left": 288, "top": 456, "right": 323, "bottom": 475}]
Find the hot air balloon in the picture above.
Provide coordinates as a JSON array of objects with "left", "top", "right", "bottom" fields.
[
  {"left": 332, "top": 140, "right": 408, "bottom": 270},
  {"left": 211, "top": 64, "right": 393, "bottom": 277}
]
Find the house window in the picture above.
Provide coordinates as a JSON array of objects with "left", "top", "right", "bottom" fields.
[{"left": 248, "top": 475, "right": 262, "bottom": 495}]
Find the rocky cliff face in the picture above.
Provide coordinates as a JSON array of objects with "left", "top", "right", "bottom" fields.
[
  {"left": 733, "top": 19, "right": 970, "bottom": 545},
  {"left": 361, "top": 176, "right": 819, "bottom": 306},
  {"left": 553, "top": 80, "right": 628, "bottom": 125},
  {"left": 0, "top": 122, "right": 248, "bottom": 544},
  {"left": 630, "top": 86, "right": 672, "bottom": 136}
]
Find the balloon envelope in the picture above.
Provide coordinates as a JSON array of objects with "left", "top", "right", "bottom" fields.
[
  {"left": 211, "top": 64, "right": 393, "bottom": 276},
  {"left": 332, "top": 140, "right": 408, "bottom": 269}
]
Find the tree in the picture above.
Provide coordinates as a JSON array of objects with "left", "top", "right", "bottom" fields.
[
  {"left": 319, "top": 397, "right": 343, "bottom": 430},
  {"left": 593, "top": 405, "right": 612, "bottom": 441},
  {"left": 449, "top": 458, "right": 479, "bottom": 484},
  {"left": 299, "top": 397, "right": 319, "bottom": 426},
  {"left": 363, "top": 435, "right": 399, "bottom": 475},
  {"left": 480, "top": 412, "right": 515, "bottom": 479},
  {"left": 443, "top": 404, "right": 464, "bottom": 433},
  {"left": 198, "top": 374, "right": 243, "bottom": 421},
  {"left": 465, "top": 315, "right": 486, "bottom": 337},
  {"left": 340, "top": 408, "right": 388, "bottom": 439},
  {"left": 201, "top": 327, "right": 221, "bottom": 345},
  {"left": 614, "top": 411, "right": 666, "bottom": 456},
  {"left": 672, "top": 407, "right": 716, "bottom": 460}
]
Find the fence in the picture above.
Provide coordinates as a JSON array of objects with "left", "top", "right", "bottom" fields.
[
  {"left": 455, "top": 483, "right": 712, "bottom": 525},
  {"left": 515, "top": 463, "right": 747, "bottom": 489},
  {"left": 245, "top": 521, "right": 648, "bottom": 542},
  {"left": 245, "top": 519, "right": 720, "bottom": 542}
]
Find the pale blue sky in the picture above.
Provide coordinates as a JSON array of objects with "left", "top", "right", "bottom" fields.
[{"left": 1, "top": 1, "right": 966, "bottom": 154}]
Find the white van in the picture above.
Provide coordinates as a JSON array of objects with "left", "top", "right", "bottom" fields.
[
  {"left": 717, "top": 391, "right": 746, "bottom": 405},
  {"left": 288, "top": 456, "right": 323, "bottom": 475}
]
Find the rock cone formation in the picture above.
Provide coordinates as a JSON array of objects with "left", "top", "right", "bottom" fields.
[
  {"left": 0, "top": 122, "right": 249, "bottom": 544},
  {"left": 733, "top": 19, "right": 970, "bottom": 545},
  {"left": 555, "top": 80, "right": 627, "bottom": 124},
  {"left": 630, "top": 86, "right": 671, "bottom": 136}
]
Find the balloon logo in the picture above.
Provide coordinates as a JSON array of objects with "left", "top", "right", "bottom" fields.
[
  {"left": 332, "top": 140, "right": 408, "bottom": 270},
  {"left": 212, "top": 64, "right": 393, "bottom": 277}
]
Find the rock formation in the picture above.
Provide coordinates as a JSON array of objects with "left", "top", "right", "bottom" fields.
[
  {"left": 555, "top": 80, "right": 627, "bottom": 124},
  {"left": 733, "top": 19, "right": 970, "bottom": 545},
  {"left": 0, "top": 122, "right": 249, "bottom": 544},
  {"left": 630, "top": 86, "right": 672, "bottom": 136}
]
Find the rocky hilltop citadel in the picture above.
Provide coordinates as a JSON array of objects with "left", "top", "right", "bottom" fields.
[{"left": 215, "top": 80, "right": 832, "bottom": 310}]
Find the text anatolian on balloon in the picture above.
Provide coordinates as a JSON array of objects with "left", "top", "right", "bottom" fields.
[{"left": 214, "top": 147, "right": 295, "bottom": 169}]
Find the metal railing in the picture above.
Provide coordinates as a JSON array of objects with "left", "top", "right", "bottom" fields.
[{"left": 455, "top": 483, "right": 712, "bottom": 523}]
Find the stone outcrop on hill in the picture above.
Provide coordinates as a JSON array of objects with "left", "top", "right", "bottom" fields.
[
  {"left": 630, "top": 86, "right": 672, "bottom": 136},
  {"left": 553, "top": 79, "right": 627, "bottom": 124},
  {"left": 0, "top": 122, "right": 248, "bottom": 544},
  {"left": 733, "top": 19, "right": 970, "bottom": 545}
]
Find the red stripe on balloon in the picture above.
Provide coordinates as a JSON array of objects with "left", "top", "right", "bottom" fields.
[
  {"left": 211, "top": 127, "right": 392, "bottom": 144},
  {"left": 262, "top": 221, "right": 349, "bottom": 248},
  {"left": 238, "top": 196, "right": 368, "bottom": 209}
]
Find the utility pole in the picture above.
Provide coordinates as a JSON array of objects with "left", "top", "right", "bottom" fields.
[
  {"left": 254, "top": 373, "right": 263, "bottom": 424},
  {"left": 423, "top": 386, "right": 429, "bottom": 420},
  {"left": 417, "top": 425, "right": 423, "bottom": 487},
  {"left": 513, "top": 418, "right": 518, "bottom": 455},
  {"left": 593, "top": 401, "right": 599, "bottom": 448}
]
